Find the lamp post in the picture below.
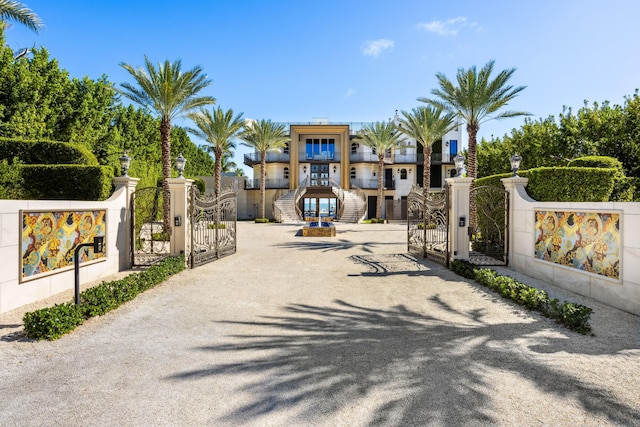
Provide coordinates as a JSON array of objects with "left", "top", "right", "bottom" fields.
[
  {"left": 175, "top": 153, "right": 186, "bottom": 178},
  {"left": 454, "top": 153, "right": 465, "bottom": 177},
  {"left": 510, "top": 153, "right": 522, "bottom": 177},
  {"left": 119, "top": 152, "right": 131, "bottom": 177}
]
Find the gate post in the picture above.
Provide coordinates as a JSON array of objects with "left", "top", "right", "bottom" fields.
[
  {"left": 501, "top": 176, "right": 529, "bottom": 268},
  {"left": 446, "top": 177, "right": 474, "bottom": 262},
  {"left": 113, "top": 176, "right": 140, "bottom": 270},
  {"left": 167, "top": 178, "right": 194, "bottom": 258}
]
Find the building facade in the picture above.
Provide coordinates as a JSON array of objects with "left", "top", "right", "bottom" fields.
[{"left": 242, "top": 114, "right": 464, "bottom": 221}]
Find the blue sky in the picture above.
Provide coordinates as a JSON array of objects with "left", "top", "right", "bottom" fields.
[{"left": 6, "top": 1, "right": 640, "bottom": 174}]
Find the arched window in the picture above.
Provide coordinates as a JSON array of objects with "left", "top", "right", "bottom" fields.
[
  {"left": 400, "top": 168, "right": 407, "bottom": 180},
  {"left": 284, "top": 167, "right": 289, "bottom": 179},
  {"left": 283, "top": 142, "right": 289, "bottom": 154},
  {"left": 350, "top": 167, "right": 356, "bottom": 179},
  {"left": 351, "top": 142, "right": 358, "bottom": 154}
]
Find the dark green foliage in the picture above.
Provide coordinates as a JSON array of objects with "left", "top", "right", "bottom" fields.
[
  {"left": 22, "top": 303, "right": 84, "bottom": 340},
  {"left": 0, "top": 138, "right": 98, "bottom": 165},
  {"left": 23, "top": 257, "right": 186, "bottom": 340},
  {"left": 475, "top": 167, "right": 619, "bottom": 202},
  {"left": 477, "top": 94, "right": 640, "bottom": 180},
  {"left": 20, "top": 165, "right": 113, "bottom": 200},
  {"left": 568, "top": 155, "right": 623, "bottom": 171},
  {"left": 449, "top": 260, "right": 592, "bottom": 334},
  {"left": 0, "top": 159, "right": 24, "bottom": 199},
  {"left": 525, "top": 167, "right": 616, "bottom": 202},
  {"left": 192, "top": 177, "right": 206, "bottom": 193}
]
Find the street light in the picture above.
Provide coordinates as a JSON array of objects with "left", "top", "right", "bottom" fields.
[
  {"left": 454, "top": 153, "right": 465, "bottom": 177},
  {"left": 176, "top": 153, "right": 186, "bottom": 178},
  {"left": 119, "top": 152, "right": 131, "bottom": 177},
  {"left": 510, "top": 153, "right": 522, "bottom": 177}
]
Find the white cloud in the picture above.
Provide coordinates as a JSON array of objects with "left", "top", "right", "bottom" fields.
[
  {"left": 344, "top": 88, "right": 356, "bottom": 98},
  {"left": 362, "top": 39, "right": 394, "bottom": 58},
  {"left": 417, "top": 17, "right": 468, "bottom": 36}
]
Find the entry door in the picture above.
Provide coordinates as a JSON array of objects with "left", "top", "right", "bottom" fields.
[{"left": 367, "top": 196, "right": 377, "bottom": 219}]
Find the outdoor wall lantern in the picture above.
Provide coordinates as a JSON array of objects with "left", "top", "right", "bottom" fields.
[
  {"left": 175, "top": 153, "right": 186, "bottom": 178},
  {"left": 510, "top": 153, "right": 522, "bottom": 177},
  {"left": 454, "top": 153, "right": 465, "bottom": 176},
  {"left": 119, "top": 151, "right": 131, "bottom": 177}
]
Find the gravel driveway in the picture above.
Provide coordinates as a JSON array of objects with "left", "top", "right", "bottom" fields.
[{"left": 1, "top": 222, "right": 639, "bottom": 426}]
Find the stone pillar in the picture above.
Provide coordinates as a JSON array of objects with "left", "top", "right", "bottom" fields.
[
  {"left": 501, "top": 176, "right": 529, "bottom": 268},
  {"left": 167, "top": 178, "right": 194, "bottom": 257},
  {"left": 446, "top": 177, "right": 474, "bottom": 261},
  {"left": 113, "top": 176, "right": 140, "bottom": 270}
]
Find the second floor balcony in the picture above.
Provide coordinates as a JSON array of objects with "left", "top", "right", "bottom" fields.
[
  {"left": 417, "top": 152, "right": 454, "bottom": 164},
  {"left": 244, "top": 178, "right": 290, "bottom": 190},
  {"left": 350, "top": 178, "right": 395, "bottom": 190},
  {"left": 244, "top": 152, "right": 290, "bottom": 166},
  {"left": 349, "top": 153, "right": 393, "bottom": 163}
]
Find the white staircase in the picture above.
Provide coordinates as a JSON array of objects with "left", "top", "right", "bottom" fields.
[
  {"left": 273, "top": 191, "right": 301, "bottom": 223},
  {"left": 339, "top": 190, "right": 366, "bottom": 223}
]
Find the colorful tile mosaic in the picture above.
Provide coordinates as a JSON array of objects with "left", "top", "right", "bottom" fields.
[
  {"left": 21, "top": 210, "right": 106, "bottom": 281},
  {"left": 534, "top": 210, "right": 620, "bottom": 280}
]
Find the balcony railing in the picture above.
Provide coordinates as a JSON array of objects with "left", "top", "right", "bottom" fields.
[
  {"left": 349, "top": 153, "right": 392, "bottom": 163},
  {"left": 417, "top": 153, "right": 453, "bottom": 164},
  {"left": 349, "top": 178, "right": 395, "bottom": 190},
  {"left": 245, "top": 179, "right": 290, "bottom": 190},
  {"left": 300, "top": 152, "right": 339, "bottom": 161},
  {"left": 244, "top": 152, "right": 290, "bottom": 166},
  {"left": 393, "top": 153, "right": 416, "bottom": 163}
]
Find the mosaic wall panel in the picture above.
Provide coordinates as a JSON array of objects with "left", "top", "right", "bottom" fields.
[
  {"left": 21, "top": 210, "right": 106, "bottom": 282},
  {"left": 534, "top": 210, "right": 620, "bottom": 279}
]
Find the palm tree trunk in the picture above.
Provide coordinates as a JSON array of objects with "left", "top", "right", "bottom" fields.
[
  {"left": 160, "top": 118, "right": 172, "bottom": 236},
  {"left": 214, "top": 147, "right": 222, "bottom": 196},
  {"left": 260, "top": 154, "right": 266, "bottom": 219},
  {"left": 423, "top": 144, "right": 432, "bottom": 193},
  {"left": 467, "top": 123, "right": 479, "bottom": 229},
  {"left": 377, "top": 157, "right": 384, "bottom": 219}
]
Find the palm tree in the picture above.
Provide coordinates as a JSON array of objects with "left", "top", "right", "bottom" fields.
[
  {"left": 355, "top": 121, "right": 402, "bottom": 219},
  {"left": 238, "top": 119, "right": 289, "bottom": 220},
  {"left": 119, "top": 56, "right": 215, "bottom": 234},
  {"left": 188, "top": 107, "right": 244, "bottom": 196},
  {"left": 1, "top": 0, "right": 43, "bottom": 33},
  {"left": 398, "top": 106, "right": 455, "bottom": 192},
  {"left": 421, "top": 59, "right": 529, "bottom": 226}
]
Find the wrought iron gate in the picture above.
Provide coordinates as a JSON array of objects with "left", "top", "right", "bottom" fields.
[
  {"left": 189, "top": 187, "right": 237, "bottom": 268},
  {"left": 407, "top": 185, "right": 449, "bottom": 266},
  {"left": 131, "top": 187, "right": 170, "bottom": 266},
  {"left": 469, "top": 185, "right": 508, "bottom": 266}
]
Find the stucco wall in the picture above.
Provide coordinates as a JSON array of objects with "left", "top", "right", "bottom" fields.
[
  {"left": 0, "top": 185, "right": 130, "bottom": 314},
  {"left": 505, "top": 178, "right": 640, "bottom": 315}
]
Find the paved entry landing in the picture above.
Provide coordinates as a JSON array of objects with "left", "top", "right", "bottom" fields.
[{"left": 1, "top": 222, "right": 639, "bottom": 426}]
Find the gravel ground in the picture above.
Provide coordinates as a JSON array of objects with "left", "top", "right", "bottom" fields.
[{"left": 1, "top": 222, "right": 639, "bottom": 426}]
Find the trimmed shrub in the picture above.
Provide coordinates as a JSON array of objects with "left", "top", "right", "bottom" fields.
[
  {"left": 20, "top": 165, "right": 113, "bottom": 200},
  {"left": 23, "top": 257, "right": 186, "bottom": 340},
  {"left": 0, "top": 138, "right": 98, "bottom": 165},
  {"left": 476, "top": 167, "right": 618, "bottom": 202},
  {"left": 450, "top": 260, "right": 593, "bottom": 334},
  {"left": 568, "top": 155, "right": 623, "bottom": 171},
  {"left": 254, "top": 218, "right": 270, "bottom": 223},
  {"left": 23, "top": 303, "right": 85, "bottom": 341}
]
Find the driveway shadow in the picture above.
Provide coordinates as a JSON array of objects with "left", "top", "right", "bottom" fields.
[{"left": 168, "top": 298, "right": 640, "bottom": 425}]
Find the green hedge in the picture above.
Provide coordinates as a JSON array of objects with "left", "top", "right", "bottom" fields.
[
  {"left": 568, "top": 155, "right": 623, "bottom": 171},
  {"left": 450, "top": 260, "right": 593, "bottom": 334},
  {"left": 0, "top": 138, "right": 98, "bottom": 165},
  {"left": 20, "top": 165, "right": 113, "bottom": 200},
  {"left": 23, "top": 257, "right": 186, "bottom": 340},
  {"left": 475, "top": 167, "right": 618, "bottom": 202}
]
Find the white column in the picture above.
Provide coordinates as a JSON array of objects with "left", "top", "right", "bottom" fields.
[
  {"left": 113, "top": 176, "right": 140, "bottom": 270},
  {"left": 501, "top": 176, "right": 529, "bottom": 268},
  {"left": 167, "top": 178, "right": 194, "bottom": 257},
  {"left": 446, "top": 177, "right": 474, "bottom": 261}
]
